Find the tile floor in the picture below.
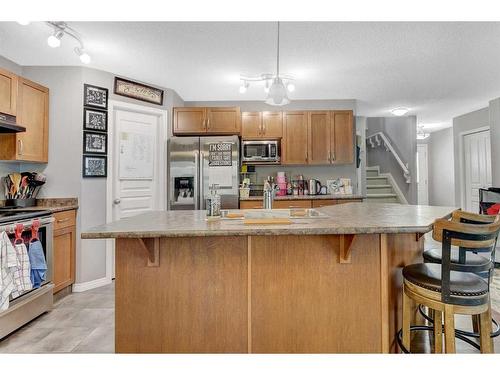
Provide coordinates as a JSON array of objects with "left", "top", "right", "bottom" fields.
[{"left": 0, "top": 282, "right": 114, "bottom": 353}]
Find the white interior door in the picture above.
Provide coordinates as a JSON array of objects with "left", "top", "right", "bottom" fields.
[
  {"left": 417, "top": 144, "right": 429, "bottom": 205},
  {"left": 108, "top": 102, "right": 166, "bottom": 278},
  {"left": 464, "top": 130, "right": 492, "bottom": 212}
]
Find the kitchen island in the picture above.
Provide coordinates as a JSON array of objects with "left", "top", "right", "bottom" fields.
[{"left": 82, "top": 202, "right": 455, "bottom": 353}]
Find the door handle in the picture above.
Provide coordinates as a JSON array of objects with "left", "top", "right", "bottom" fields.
[
  {"left": 113, "top": 199, "right": 121, "bottom": 204},
  {"left": 18, "top": 140, "right": 23, "bottom": 155},
  {"left": 199, "top": 151, "right": 204, "bottom": 209},
  {"left": 194, "top": 150, "right": 199, "bottom": 210}
]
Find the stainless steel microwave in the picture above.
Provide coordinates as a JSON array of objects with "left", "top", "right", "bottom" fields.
[{"left": 241, "top": 140, "right": 280, "bottom": 163}]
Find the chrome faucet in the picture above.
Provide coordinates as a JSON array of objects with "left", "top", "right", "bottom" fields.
[{"left": 263, "top": 180, "right": 278, "bottom": 209}]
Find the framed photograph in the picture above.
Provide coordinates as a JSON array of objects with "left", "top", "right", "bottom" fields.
[
  {"left": 83, "top": 108, "right": 108, "bottom": 132},
  {"left": 83, "top": 131, "right": 107, "bottom": 154},
  {"left": 114, "top": 77, "right": 164, "bottom": 105},
  {"left": 83, "top": 84, "right": 108, "bottom": 109},
  {"left": 82, "top": 155, "right": 107, "bottom": 178}
]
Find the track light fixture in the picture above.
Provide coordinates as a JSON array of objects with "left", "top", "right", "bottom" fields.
[
  {"left": 43, "top": 22, "right": 92, "bottom": 64},
  {"left": 239, "top": 22, "right": 295, "bottom": 106}
]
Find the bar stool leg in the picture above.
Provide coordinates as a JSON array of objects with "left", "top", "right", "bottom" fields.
[
  {"left": 472, "top": 315, "right": 480, "bottom": 334},
  {"left": 402, "top": 287, "right": 412, "bottom": 352},
  {"left": 479, "top": 304, "right": 493, "bottom": 354},
  {"left": 444, "top": 305, "right": 456, "bottom": 353},
  {"left": 433, "top": 309, "right": 443, "bottom": 353}
]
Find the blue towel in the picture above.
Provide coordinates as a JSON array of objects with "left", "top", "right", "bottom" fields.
[{"left": 28, "top": 240, "right": 47, "bottom": 288}]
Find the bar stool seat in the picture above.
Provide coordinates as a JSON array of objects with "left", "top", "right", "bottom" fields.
[
  {"left": 403, "top": 264, "right": 488, "bottom": 300},
  {"left": 423, "top": 248, "right": 491, "bottom": 268}
]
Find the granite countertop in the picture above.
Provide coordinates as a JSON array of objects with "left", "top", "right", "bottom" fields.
[
  {"left": 0, "top": 198, "right": 78, "bottom": 213},
  {"left": 82, "top": 202, "right": 456, "bottom": 239},
  {"left": 241, "top": 194, "right": 364, "bottom": 201}
]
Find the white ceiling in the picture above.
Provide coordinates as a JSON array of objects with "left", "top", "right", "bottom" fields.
[{"left": 2, "top": 21, "right": 500, "bottom": 132}]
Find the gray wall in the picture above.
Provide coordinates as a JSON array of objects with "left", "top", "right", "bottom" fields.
[
  {"left": 0, "top": 56, "right": 184, "bottom": 285},
  {"left": 488, "top": 98, "right": 500, "bottom": 187},
  {"left": 452, "top": 107, "right": 489, "bottom": 207},
  {"left": 366, "top": 116, "right": 417, "bottom": 204},
  {"left": 185, "top": 99, "right": 360, "bottom": 192},
  {"left": 426, "top": 128, "right": 455, "bottom": 206}
]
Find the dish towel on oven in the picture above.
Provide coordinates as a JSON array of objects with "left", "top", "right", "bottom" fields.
[
  {"left": 11, "top": 241, "right": 32, "bottom": 298},
  {"left": 28, "top": 240, "right": 47, "bottom": 288},
  {"left": 0, "top": 232, "right": 17, "bottom": 311}
]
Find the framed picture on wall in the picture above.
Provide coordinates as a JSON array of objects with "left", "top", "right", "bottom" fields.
[
  {"left": 82, "top": 155, "right": 107, "bottom": 178},
  {"left": 83, "top": 131, "right": 107, "bottom": 154},
  {"left": 114, "top": 76, "right": 164, "bottom": 105},
  {"left": 83, "top": 108, "right": 108, "bottom": 132},
  {"left": 83, "top": 84, "right": 108, "bottom": 109}
]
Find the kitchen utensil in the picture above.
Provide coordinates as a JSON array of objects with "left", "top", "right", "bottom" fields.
[{"left": 308, "top": 179, "right": 322, "bottom": 195}]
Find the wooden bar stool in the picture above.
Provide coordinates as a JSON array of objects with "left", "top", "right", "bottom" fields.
[
  {"left": 421, "top": 210, "right": 500, "bottom": 341},
  {"left": 399, "top": 214, "right": 500, "bottom": 353}
]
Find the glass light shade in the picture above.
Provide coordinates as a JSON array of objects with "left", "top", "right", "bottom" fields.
[
  {"left": 47, "top": 32, "right": 63, "bottom": 48},
  {"left": 79, "top": 52, "right": 91, "bottom": 64},
  {"left": 391, "top": 107, "right": 409, "bottom": 116},
  {"left": 265, "top": 78, "right": 290, "bottom": 106}
]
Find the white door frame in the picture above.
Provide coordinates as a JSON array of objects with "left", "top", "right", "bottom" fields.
[
  {"left": 105, "top": 100, "right": 168, "bottom": 281},
  {"left": 458, "top": 125, "right": 490, "bottom": 210}
]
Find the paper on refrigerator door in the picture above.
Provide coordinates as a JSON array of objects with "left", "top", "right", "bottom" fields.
[{"left": 208, "top": 166, "right": 233, "bottom": 188}]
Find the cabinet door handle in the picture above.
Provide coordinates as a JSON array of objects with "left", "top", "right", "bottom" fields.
[
  {"left": 305, "top": 152, "right": 308, "bottom": 162},
  {"left": 331, "top": 152, "right": 335, "bottom": 161},
  {"left": 18, "top": 140, "right": 23, "bottom": 155},
  {"left": 328, "top": 151, "right": 332, "bottom": 162},
  {"left": 57, "top": 218, "right": 70, "bottom": 223},
  {"left": 207, "top": 118, "right": 210, "bottom": 130},
  {"left": 263, "top": 122, "right": 266, "bottom": 135}
]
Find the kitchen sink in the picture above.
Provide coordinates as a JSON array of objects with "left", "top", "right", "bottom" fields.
[{"left": 220, "top": 208, "right": 330, "bottom": 220}]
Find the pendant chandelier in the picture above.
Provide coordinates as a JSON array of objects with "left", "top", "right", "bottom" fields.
[{"left": 239, "top": 22, "right": 295, "bottom": 106}]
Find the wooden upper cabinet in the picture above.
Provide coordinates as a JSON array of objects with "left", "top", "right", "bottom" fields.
[
  {"left": 173, "top": 107, "right": 241, "bottom": 135},
  {"left": 307, "top": 111, "right": 331, "bottom": 165},
  {"left": 242, "top": 111, "right": 282, "bottom": 139},
  {"left": 173, "top": 107, "right": 206, "bottom": 134},
  {"left": 331, "top": 110, "right": 354, "bottom": 164},
  {"left": 16, "top": 78, "right": 49, "bottom": 162},
  {"left": 0, "top": 68, "right": 18, "bottom": 116},
  {"left": 206, "top": 107, "right": 241, "bottom": 134},
  {"left": 282, "top": 111, "right": 308, "bottom": 165},
  {"left": 242, "top": 111, "right": 262, "bottom": 138},
  {"left": 0, "top": 76, "right": 49, "bottom": 163},
  {"left": 261, "top": 111, "right": 282, "bottom": 138}
]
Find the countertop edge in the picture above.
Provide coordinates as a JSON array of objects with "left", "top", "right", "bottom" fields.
[{"left": 81, "top": 225, "right": 433, "bottom": 239}]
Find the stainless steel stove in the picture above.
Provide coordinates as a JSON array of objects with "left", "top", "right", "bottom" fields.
[{"left": 0, "top": 208, "right": 54, "bottom": 339}]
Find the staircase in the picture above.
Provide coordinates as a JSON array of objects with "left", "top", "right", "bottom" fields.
[{"left": 366, "top": 166, "right": 404, "bottom": 203}]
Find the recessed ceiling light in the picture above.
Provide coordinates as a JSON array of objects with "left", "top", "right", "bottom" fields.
[
  {"left": 391, "top": 107, "right": 409, "bottom": 116},
  {"left": 17, "top": 21, "right": 30, "bottom": 26}
]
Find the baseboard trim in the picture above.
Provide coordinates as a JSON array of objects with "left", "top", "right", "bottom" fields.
[{"left": 72, "top": 277, "right": 111, "bottom": 293}]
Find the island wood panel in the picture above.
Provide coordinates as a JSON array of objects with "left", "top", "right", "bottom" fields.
[
  {"left": 250, "top": 234, "right": 382, "bottom": 353},
  {"left": 380, "top": 233, "right": 424, "bottom": 353},
  {"left": 115, "top": 236, "right": 248, "bottom": 353}
]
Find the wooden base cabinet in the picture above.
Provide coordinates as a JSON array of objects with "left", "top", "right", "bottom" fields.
[
  {"left": 52, "top": 210, "right": 76, "bottom": 293},
  {"left": 0, "top": 77, "right": 49, "bottom": 162}
]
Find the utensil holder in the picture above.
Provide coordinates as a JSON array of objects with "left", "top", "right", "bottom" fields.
[{"left": 4, "top": 198, "right": 36, "bottom": 208}]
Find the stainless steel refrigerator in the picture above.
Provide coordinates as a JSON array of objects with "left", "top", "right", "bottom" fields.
[{"left": 168, "top": 136, "right": 240, "bottom": 210}]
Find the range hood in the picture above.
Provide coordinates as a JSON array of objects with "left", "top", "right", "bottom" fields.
[{"left": 0, "top": 113, "right": 25, "bottom": 133}]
